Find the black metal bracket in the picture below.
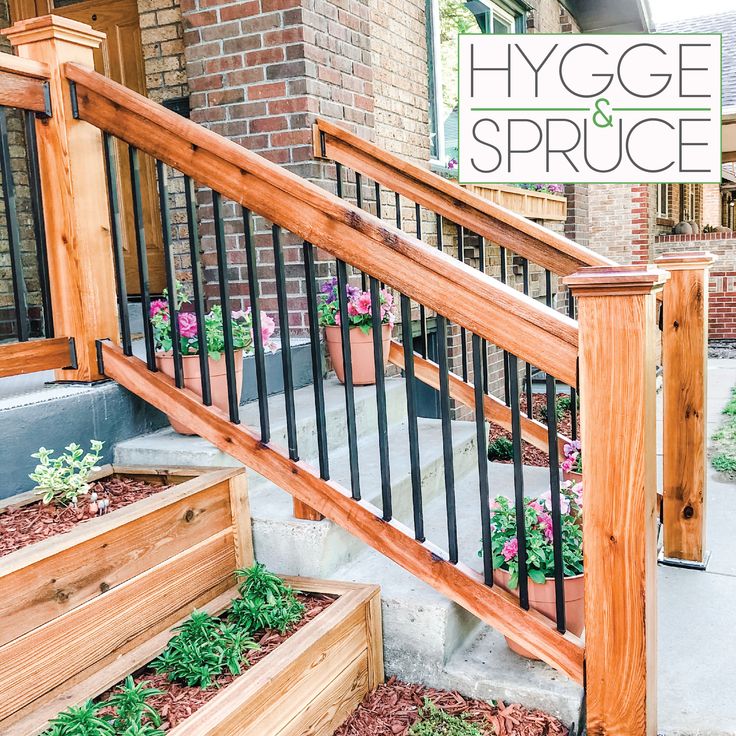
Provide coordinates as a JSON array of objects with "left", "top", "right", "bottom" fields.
[
  {"left": 319, "top": 130, "right": 326, "bottom": 158},
  {"left": 38, "top": 81, "right": 52, "bottom": 118},
  {"left": 64, "top": 337, "right": 79, "bottom": 371},
  {"left": 95, "top": 338, "right": 108, "bottom": 377},
  {"left": 68, "top": 80, "right": 80, "bottom": 119}
]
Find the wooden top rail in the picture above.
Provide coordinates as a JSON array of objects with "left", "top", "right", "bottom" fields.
[
  {"left": 64, "top": 63, "right": 579, "bottom": 386},
  {"left": 0, "top": 51, "right": 50, "bottom": 113},
  {"left": 313, "top": 118, "right": 615, "bottom": 277},
  {"left": 0, "top": 337, "right": 77, "bottom": 378}
]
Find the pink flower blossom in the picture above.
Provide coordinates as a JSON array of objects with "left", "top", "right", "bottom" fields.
[
  {"left": 260, "top": 313, "right": 277, "bottom": 352},
  {"left": 502, "top": 537, "right": 518, "bottom": 562},
  {"left": 150, "top": 300, "right": 168, "bottom": 319},
  {"left": 177, "top": 312, "right": 198, "bottom": 338},
  {"left": 347, "top": 302, "right": 360, "bottom": 317},
  {"left": 354, "top": 293, "right": 372, "bottom": 315},
  {"left": 539, "top": 489, "right": 570, "bottom": 515},
  {"left": 232, "top": 309, "right": 249, "bottom": 321}
]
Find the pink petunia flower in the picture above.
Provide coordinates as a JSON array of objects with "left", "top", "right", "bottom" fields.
[
  {"left": 354, "top": 292, "right": 372, "bottom": 315},
  {"left": 260, "top": 313, "right": 277, "bottom": 352},
  {"left": 539, "top": 489, "right": 570, "bottom": 515},
  {"left": 502, "top": 537, "right": 518, "bottom": 562},
  {"left": 150, "top": 300, "right": 168, "bottom": 319},
  {"left": 178, "top": 312, "right": 198, "bottom": 338}
]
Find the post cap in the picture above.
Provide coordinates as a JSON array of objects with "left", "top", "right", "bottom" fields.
[
  {"left": 654, "top": 251, "right": 716, "bottom": 270},
  {"left": 564, "top": 264, "right": 669, "bottom": 297},
  {"left": 2, "top": 15, "right": 105, "bottom": 49}
]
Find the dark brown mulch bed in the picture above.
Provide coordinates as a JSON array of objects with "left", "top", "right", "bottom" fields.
[
  {"left": 98, "top": 592, "right": 334, "bottom": 731},
  {"left": 488, "top": 393, "right": 580, "bottom": 468},
  {"left": 335, "top": 677, "right": 568, "bottom": 736},
  {"left": 0, "top": 476, "right": 172, "bottom": 557}
]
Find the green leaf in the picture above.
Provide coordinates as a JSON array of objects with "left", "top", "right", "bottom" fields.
[{"left": 528, "top": 569, "right": 547, "bottom": 585}]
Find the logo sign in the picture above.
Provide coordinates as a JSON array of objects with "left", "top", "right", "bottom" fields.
[{"left": 458, "top": 34, "right": 722, "bottom": 184}]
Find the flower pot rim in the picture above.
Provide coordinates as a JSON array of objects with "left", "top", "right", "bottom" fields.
[
  {"left": 495, "top": 567, "right": 584, "bottom": 583},
  {"left": 323, "top": 323, "right": 392, "bottom": 331},
  {"left": 155, "top": 349, "right": 245, "bottom": 359}
]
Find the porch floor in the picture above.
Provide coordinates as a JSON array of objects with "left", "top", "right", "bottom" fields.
[{"left": 658, "top": 358, "right": 736, "bottom": 734}]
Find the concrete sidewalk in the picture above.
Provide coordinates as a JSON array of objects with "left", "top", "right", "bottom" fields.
[{"left": 658, "top": 358, "right": 736, "bottom": 735}]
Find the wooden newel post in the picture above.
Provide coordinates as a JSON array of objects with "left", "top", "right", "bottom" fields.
[
  {"left": 654, "top": 252, "right": 714, "bottom": 568},
  {"left": 565, "top": 265, "right": 667, "bottom": 736},
  {"left": 3, "top": 16, "right": 120, "bottom": 382}
]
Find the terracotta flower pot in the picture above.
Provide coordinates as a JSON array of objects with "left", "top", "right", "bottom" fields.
[
  {"left": 156, "top": 351, "right": 244, "bottom": 435},
  {"left": 324, "top": 324, "right": 391, "bottom": 386},
  {"left": 562, "top": 469, "right": 583, "bottom": 484},
  {"left": 495, "top": 568, "right": 584, "bottom": 659}
]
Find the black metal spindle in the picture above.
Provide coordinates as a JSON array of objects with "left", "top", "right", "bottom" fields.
[
  {"left": 436, "top": 213, "right": 444, "bottom": 251},
  {"left": 211, "top": 189, "right": 239, "bottom": 423},
  {"left": 156, "top": 159, "right": 183, "bottom": 386},
  {"left": 272, "top": 225, "right": 299, "bottom": 461},
  {"left": 24, "top": 111, "right": 52, "bottom": 338},
  {"left": 401, "top": 293, "right": 424, "bottom": 541},
  {"left": 521, "top": 257, "right": 533, "bottom": 416},
  {"left": 478, "top": 235, "right": 488, "bottom": 393},
  {"left": 545, "top": 268, "right": 553, "bottom": 309},
  {"left": 416, "top": 203, "right": 427, "bottom": 358},
  {"left": 129, "top": 147, "right": 156, "bottom": 371},
  {"left": 456, "top": 225, "right": 467, "bottom": 381},
  {"left": 568, "top": 293, "right": 578, "bottom": 441},
  {"left": 370, "top": 276, "right": 392, "bottom": 520},
  {"left": 499, "top": 246, "right": 511, "bottom": 404},
  {"left": 472, "top": 334, "right": 493, "bottom": 586},
  {"left": 508, "top": 354, "right": 530, "bottom": 609},
  {"left": 395, "top": 191, "right": 401, "bottom": 229},
  {"left": 243, "top": 208, "right": 270, "bottom": 442},
  {"left": 1, "top": 107, "right": 30, "bottom": 342},
  {"left": 437, "top": 314, "right": 458, "bottom": 564},
  {"left": 184, "top": 174, "right": 211, "bottom": 404},
  {"left": 374, "top": 181, "right": 382, "bottom": 219},
  {"left": 103, "top": 134, "right": 131, "bottom": 355},
  {"left": 335, "top": 162, "right": 343, "bottom": 198},
  {"left": 546, "top": 372, "right": 566, "bottom": 632},
  {"left": 337, "top": 259, "right": 361, "bottom": 500},
  {"left": 303, "top": 241, "right": 329, "bottom": 480},
  {"left": 355, "top": 172, "right": 367, "bottom": 290}
]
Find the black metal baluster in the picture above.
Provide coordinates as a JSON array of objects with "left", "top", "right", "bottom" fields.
[
  {"left": 335, "top": 162, "right": 343, "bottom": 198},
  {"left": 546, "top": 371, "right": 566, "bottom": 632},
  {"left": 500, "top": 246, "right": 510, "bottom": 405},
  {"left": 243, "top": 208, "right": 270, "bottom": 442},
  {"left": 436, "top": 213, "right": 444, "bottom": 251},
  {"left": 370, "top": 276, "right": 392, "bottom": 520},
  {"left": 521, "top": 257, "right": 533, "bottom": 417},
  {"left": 337, "top": 259, "right": 360, "bottom": 499},
  {"left": 156, "top": 159, "right": 183, "bottom": 386},
  {"left": 472, "top": 334, "right": 493, "bottom": 586},
  {"left": 401, "top": 293, "right": 424, "bottom": 541},
  {"left": 129, "top": 147, "right": 156, "bottom": 371},
  {"left": 374, "top": 181, "right": 382, "bottom": 219},
  {"left": 212, "top": 189, "right": 239, "bottom": 423},
  {"left": 355, "top": 172, "right": 368, "bottom": 291},
  {"left": 509, "top": 354, "right": 529, "bottom": 609},
  {"left": 183, "top": 174, "right": 211, "bottom": 402},
  {"left": 415, "top": 203, "right": 427, "bottom": 358},
  {"left": 395, "top": 191, "right": 401, "bottom": 229},
  {"left": 437, "top": 314, "right": 458, "bottom": 564},
  {"left": 303, "top": 241, "right": 329, "bottom": 480},
  {"left": 24, "top": 111, "right": 52, "bottom": 338},
  {"left": 478, "top": 235, "right": 488, "bottom": 393},
  {"left": 273, "top": 225, "right": 298, "bottom": 461},
  {"left": 0, "top": 107, "right": 29, "bottom": 342},
  {"left": 568, "top": 293, "right": 578, "bottom": 441},
  {"left": 103, "top": 134, "right": 131, "bottom": 355},
  {"left": 456, "top": 224, "right": 467, "bottom": 381}
]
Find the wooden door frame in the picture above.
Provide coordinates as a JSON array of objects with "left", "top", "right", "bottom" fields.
[{"left": 8, "top": 0, "right": 53, "bottom": 22}]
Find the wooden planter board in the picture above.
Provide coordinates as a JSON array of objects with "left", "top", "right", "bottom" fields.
[
  {"left": 4, "top": 577, "right": 382, "bottom": 736},
  {"left": 462, "top": 182, "right": 567, "bottom": 222},
  {"left": 0, "top": 465, "right": 253, "bottom": 729}
]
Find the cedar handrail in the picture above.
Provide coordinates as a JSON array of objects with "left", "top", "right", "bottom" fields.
[
  {"left": 312, "top": 118, "right": 615, "bottom": 276},
  {"left": 63, "top": 62, "right": 579, "bottom": 387},
  {"left": 0, "top": 337, "right": 77, "bottom": 378},
  {"left": 0, "top": 50, "right": 50, "bottom": 114}
]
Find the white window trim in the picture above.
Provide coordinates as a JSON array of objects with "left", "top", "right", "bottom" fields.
[
  {"left": 428, "top": 0, "right": 445, "bottom": 167},
  {"left": 656, "top": 183, "right": 669, "bottom": 218}
]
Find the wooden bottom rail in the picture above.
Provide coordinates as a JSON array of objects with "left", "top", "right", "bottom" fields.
[
  {"left": 0, "top": 337, "right": 77, "bottom": 378},
  {"left": 98, "top": 340, "right": 585, "bottom": 684},
  {"left": 388, "top": 341, "right": 571, "bottom": 457}
]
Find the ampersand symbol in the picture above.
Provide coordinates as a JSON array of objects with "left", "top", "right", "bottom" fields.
[{"left": 592, "top": 98, "right": 613, "bottom": 128}]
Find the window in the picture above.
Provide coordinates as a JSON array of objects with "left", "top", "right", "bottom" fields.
[
  {"left": 656, "top": 184, "right": 669, "bottom": 219},
  {"left": 426, "top": 0, "right": 525, "bottom": 166}
]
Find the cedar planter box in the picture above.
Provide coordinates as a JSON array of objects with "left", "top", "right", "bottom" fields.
[
  {"left": 0, "top": 465, "right": 252, "bottom": 731},
  {"left": 463, "top": 182, "right": 567, "bottom": 221},
  {"left": 4, "top": 576, "right": 382, "bottom": 736}
]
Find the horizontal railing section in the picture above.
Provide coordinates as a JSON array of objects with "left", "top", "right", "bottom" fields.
[
  {"left": 0, "top": 52, "right": 50, "bottom": 114},
  {"left": 64, "top": 62, "right": 579, "bottom": 388},
  {"left": 0, "top": 337, "right": 76, "bottom": 378}
]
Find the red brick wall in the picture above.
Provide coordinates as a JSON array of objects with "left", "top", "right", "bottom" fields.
[{"left": 711, "top": 272, "right": 736, "bottom": 339}]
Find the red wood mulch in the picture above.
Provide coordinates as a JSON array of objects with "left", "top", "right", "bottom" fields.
[
  {"left": 0, "top": 476, "right": 171, "bottom": 557},
  {"left": 335, "top": 677, "right": 569, "bottom": 736},
  {"left": 488, "top": 394, "right": 580, "bottom": 468},
  {"left": 98, "top": 592, "right": 334, "bottom": 731}
]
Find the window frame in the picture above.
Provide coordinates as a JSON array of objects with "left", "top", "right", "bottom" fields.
[{"left": 656, "top": 183, "right": 669, "bottom": 219}]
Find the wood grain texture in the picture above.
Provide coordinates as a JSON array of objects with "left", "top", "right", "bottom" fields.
[
  {"left": 0, "top": 337, "right": 75, "bottom": 378},
  {"left": 0, "top": 530, "right": 236, "bottom": 720},
  {"left": 313, "top": 118, "right": 614, "bottom": 275},
  {"left": 99, "top": 342, "right": 585, "bottom": 682},
  {"left": 0, "top": 479, "right": 234, "bottom": 646},
  {"left": 388, "top": 341, "right": 570, "bottom": 455},
  {"left": 4, "top": 17, "right": 119, "bottom": 381},
  {"left": 0, "top": 49, "right": 49, "bottom": 78},
  {"left": 656, "top": 256, "right": 712, "bottom": 562},
  {"left": 0, "top": 68, "right": 48, "bottom": 111},
  {"left": 64, "top": 64, "right": 579, "bottom": 386},
  {"left": 228, "top": 473, "right": 255, "bottom": 568},
  {"left": 568, "top": 266, "right": 663, "bottom": 736}
]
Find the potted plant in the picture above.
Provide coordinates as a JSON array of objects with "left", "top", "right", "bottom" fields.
[
  {"left": 561, "top": 439, "right": 582, "bottom": 483},
  {"left": 150, "top": 284, "right": 276, "bottom": 434},
  {"left": 485, "top": 483, "right": 584, "bottom": 659},
  {"left": 317, "top": 276, "right": 396, "bottom": 386}
]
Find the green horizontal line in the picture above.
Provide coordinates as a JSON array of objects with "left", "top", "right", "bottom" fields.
[
  {"left": 470, "top": 107, "right": 589, "bottom": 112},
  {"left": 612, "top": 107, "right": 712, "bottom": 112}
]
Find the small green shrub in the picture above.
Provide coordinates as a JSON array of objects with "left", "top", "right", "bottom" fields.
[
  {"left": 712, "top": 454, "right": 736, "bottom": 473},
  {"left": 29, "top": 440, "right": 104, "bottom": 506},
  {"left": 228, "top": 563, "right": 305, "bottom": 634},
  {"left": 487, "top": 436, "right": 513, "bottom": 462},
  {"left": 722, "top": 387, "right": 736, "bottom": 416},
  {"left": 43, "top": 700, "right": 114, "bottom": 736},
  {"left": 408, "top": 700, "right": 483, "bottom": 736}
]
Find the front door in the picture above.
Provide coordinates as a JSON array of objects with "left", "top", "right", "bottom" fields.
[{"left": 9, "top": 0, "right": 167, "bottom": 295}]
